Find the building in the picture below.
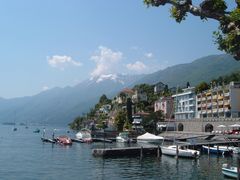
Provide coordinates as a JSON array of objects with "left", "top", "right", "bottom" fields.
[
  {"left": 172, "top": 87, "right": 196, "bottom": 120},
  {"left": 154, "top": 82, "right": 166, "bottom": 94},
  {"left": 132, "top": 89, "right": 148, "bottom": 103},
  {"left": 196, "top": 82, "right": 240, "bottom": 118},
  {"left": 154, "top": 97, "right": 174, "bottom": 119},
  {"left": 114, "top": 88, "right": 134, "bottom": 104}
]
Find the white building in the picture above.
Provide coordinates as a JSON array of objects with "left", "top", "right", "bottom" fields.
[
  {"left": 196, "top": 82, "right": 240, "bottom": 118},
  {"left": 172, "top": 87, "right": 196, "bottom": 120}
]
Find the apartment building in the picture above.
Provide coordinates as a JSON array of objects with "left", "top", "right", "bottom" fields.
[
  {"left": 154, "top": 97, "right": 174, "bottom": 119},
  {"left": 196, "top": 82, "right": 240, "bottom": 118},
  {"left": 172, "top": 87, "right": 196, "bottom": 120}
]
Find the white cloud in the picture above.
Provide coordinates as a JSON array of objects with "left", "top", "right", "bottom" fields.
[
  {"left": 90, "top": 46, "right": 122, "bottom": 78},
  {"left": 126, "top": 61, "right": 147, "bottom": 72},
  {"left": 144, "top": 52, "right": 153, "bottom": 58},
  {"left": 42, "top": 86, "right": 49, "bottom": 91},
  {"left": 47, "top": 55, "right": 82, "bottom": 70}
]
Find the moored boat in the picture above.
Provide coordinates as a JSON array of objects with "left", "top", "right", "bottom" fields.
[
  {"left": 202, "top": 145, "right": 233, "bottom": 155},
  {"left": 161, "top": 145, "right": 200, "bottom": 158},
  {"left": 33, "top": 128, "right": 40, "bottom": 133},
  {"left": 76, "top": 129, "right": 92, "bottom": 143},
  {"left": 222, "top": 164, "right": 238, "bottom": 178},
  {"left": 56, "top": 135, "right": 72, "bottom": 145},
  {"left": 137, "top": 132, "right": 164, "bottom": 143},
  {"left": 116, "top": 132, "right": 136, "bottom": 143}
]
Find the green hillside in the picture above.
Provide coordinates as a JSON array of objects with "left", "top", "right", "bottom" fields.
[{"left": 134, "top": 54, "right": 240, "bottom": 87}]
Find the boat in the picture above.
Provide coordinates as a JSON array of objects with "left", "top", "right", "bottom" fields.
[
  {"left": 202, "top": 145, "right": 233, "bottom": 155},
  {"left": 33, "top": 128, "right": 40, "bottom": 133},
  {"left": 41, "top": 137, "right": 56, "bottom": 143},
  {"left": 161, "top": 145, "right": 200, "bottom": 158},
  {"left": 116, "top": 132, "right": 136, "bottom": 143},
  {"left": 228, "top": 146, "right": 240, "bottom": 154},
  {"left": 56, "top": 135, "right": 72, "bottom": 145},
  {"left": 222, "top": 164, "right": 238, "bottom": 178},
  {"left": 76, "top": 129, "right": 92, "bottom": 143},
  {"left": 137, "top": 132, "right": 164, "bottom": 143}
]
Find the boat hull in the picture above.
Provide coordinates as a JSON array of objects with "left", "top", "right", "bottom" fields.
[
  {"left": 56, "top": 136, "right": 72, "bottom": 145},
  {"left": 202, "top": 146, "right": 232, "bottom": 155},
  {"left": 161, "top": 146, "right": 200, "bottom": 158},
  {"left": 222, "top": 167, "right": 238, "bottom": 178}
]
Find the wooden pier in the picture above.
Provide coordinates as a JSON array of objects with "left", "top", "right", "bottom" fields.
[{"left": 92, "top": 146, "right": 161, "bottom": 158}]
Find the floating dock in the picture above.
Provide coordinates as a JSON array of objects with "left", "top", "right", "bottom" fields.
[{"left": 92, "top": 146, "right": 161, "bottom": 157}]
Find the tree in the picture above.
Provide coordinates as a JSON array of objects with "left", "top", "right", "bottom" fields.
[
  {"left": 114, "top": 111, "right": 127, "bottom": 131},
  {"left": 99, "top": 94, "right": 111, "bottom": 105},
  {"left": 195, "top": 81, "right": 210, "bottom": 93},
  {"left": 69, "top": 116, "right": 85, "bottom": 130},
  {"left": 144, "top": 0, "right": 240, "bottom": 60},
  {"left": 126, "top": 98, "right": 133, "bottom": 123}
]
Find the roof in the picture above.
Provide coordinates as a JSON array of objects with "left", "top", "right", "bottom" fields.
[{"left": 120, "top": 88, "right": 134, "bottom": 94}]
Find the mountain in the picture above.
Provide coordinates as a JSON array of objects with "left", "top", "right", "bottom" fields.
[
  {"left": 133, "top": 54, "right": 240, "bottom": 87},
  {"left": 0, "top": 74, "right": 144, "bottom": 125},
  {"left": 0, "top": 54, "right": 239, "bottom": 125}
]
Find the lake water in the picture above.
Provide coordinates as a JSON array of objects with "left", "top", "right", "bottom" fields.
[{"left": 0, "top": 125, "right": 237, "bottom": 180}]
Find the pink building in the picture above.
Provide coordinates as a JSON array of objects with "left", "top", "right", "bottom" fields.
[{"left": 154, "top": 97, "right": 174, "bottom": 119}]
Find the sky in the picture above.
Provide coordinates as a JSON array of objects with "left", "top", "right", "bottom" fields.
[{"left": 0, "top": 0, "right": 230, "bottom": 98}]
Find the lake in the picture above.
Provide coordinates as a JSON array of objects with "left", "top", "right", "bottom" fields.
[{"left": 0, "top": 125, "right": 236, "bottom": 180}]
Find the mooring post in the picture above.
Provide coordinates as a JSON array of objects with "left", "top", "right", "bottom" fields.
[
  {"left": 157, "top": 145, "right": 161, "bottom": 158},
  {"left": 140, "top": 146, "right": 143, "bottom": 160},
  {"left": 238, "top": 155, "right": 240, "bottom": 180},
  {"left": 176, "top": 144, "right": 179, "bottom": 159},
  {"left": 217, "top": 145, "right": 219, "bottom": 155},
  {"left": 208, "top": 144, "right": 210, "bottom": 156}
]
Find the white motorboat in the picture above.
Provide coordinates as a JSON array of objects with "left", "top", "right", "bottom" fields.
[
  {"left": 222, "top": 164, "right": 238, "bottom": 178},
  {"left": 76, "top": 129, "right": 92, "bottom": 143},
  {"left": 161, "top": 145, "right": 200, "bottom": 158},
  {"left": 137, "top": 132, "right": 164, "bottom": 143},
  {"left": 116, "top": 132, "right": 131, "bottom": 143},
  {"left": 228, "top": 146, "right": 240, "bottom": 154}
]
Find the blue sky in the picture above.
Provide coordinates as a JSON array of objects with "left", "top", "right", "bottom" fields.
[{"left": 0, "top": 0, "right": 226, "bottom": 98}]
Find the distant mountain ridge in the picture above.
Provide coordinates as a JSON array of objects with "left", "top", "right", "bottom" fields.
[
  {"left": 0, "top": 54, "right": 239, "bottom": 125},
  {"left": 133, "top": 54, "right": 240, "bottom": 87}
]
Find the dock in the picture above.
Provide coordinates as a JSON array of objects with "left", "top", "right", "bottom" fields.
[
  {"left": 92, "top": 138, "right": 113, "bottom": 143},
  {"left": 92, "top": 146, "right": 161, "bottom": 157}
]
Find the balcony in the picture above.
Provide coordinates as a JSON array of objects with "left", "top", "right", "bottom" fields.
[
  {"left": 206, "top": 92, "right": 211, "bottom": 96},
  {"left": 207, "top": 110, "right": 212, "bottom": 114},
  {"left": 212, "top": 109, "right": 217, "bottom": 113},
  {"left": 224, "top": 108, "right": 230, "bottom": 112},
  {"left": 207, "top": 96, "right": 212, "bottom": 100},
  {"left": 224, "top": 92, "right": 230, "bottom": 97},
  {"left": 218, "top": 96, "right": 223, "bottom": 100},
  {"left": 212, "top": 95, "right": 217, "bottom": 99},
  {"left": 224, "top": 100, "right": 230, "bottom": 105},
  {"left": 218, "top": 101, "right": 224, "bottom": 105},
  {"left": 219, "top": 108, "right": 224, "bottom": 112}
]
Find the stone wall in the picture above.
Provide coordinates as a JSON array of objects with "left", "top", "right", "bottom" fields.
[{"left": 174, "top": 118, "right": 240, "bottom": 132}]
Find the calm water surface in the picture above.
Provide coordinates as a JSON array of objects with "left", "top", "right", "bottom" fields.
[{"left": 0, "top": 125, "right": 237, "bottom": 180}]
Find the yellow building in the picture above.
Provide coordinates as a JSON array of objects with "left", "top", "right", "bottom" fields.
[{"left": 196, "top": 82, "right": 240, "bottom": 118}]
